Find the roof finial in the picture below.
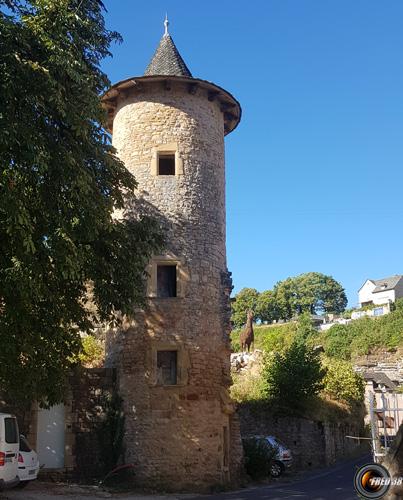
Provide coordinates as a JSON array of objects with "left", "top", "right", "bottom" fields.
[{"left": 164, "top": 13, "right": 169, "bottom": 36}]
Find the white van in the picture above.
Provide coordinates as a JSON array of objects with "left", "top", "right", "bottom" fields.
[{"left": 0, "top": 413, "right": 20, "bottom": 490}]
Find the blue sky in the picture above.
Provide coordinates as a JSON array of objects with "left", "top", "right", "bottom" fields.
[{"left": 102, "top": 1, "right": 403, "bottom": 307}]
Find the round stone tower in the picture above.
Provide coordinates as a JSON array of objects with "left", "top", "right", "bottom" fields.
[{"left": 103, "top": 19, "right": 242, "bottom": 490}]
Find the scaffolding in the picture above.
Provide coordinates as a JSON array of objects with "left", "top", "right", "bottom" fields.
[{"left": 369, "top": 390, "right": 403, "bottom": 462}]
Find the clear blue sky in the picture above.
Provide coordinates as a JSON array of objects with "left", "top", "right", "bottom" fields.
[{"left": 103, "top": 1, "right": 403, "bottom": 307}]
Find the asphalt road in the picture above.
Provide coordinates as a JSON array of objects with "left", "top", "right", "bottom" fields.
[
  {"left": 2, "top": 455, "right": 371, "bottom": 500},
  {"left": 190, "top": 455, "right": 370, "bottom": 500}
]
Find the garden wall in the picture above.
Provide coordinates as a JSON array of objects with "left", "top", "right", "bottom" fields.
[{"left": 239, "top": 405, "right": 365, "bottom": 471}]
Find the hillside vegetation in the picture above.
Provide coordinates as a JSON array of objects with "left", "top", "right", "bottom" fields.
[
  {"left": 231, "top": 298, "right": 403, "bottom": 360},
  {"left": 318, "top": 300, "right": 403, "bottom": 360},
  {"left": 231, "top": 315, "right": 366, "bottom": 422},
  {"left": 229, "top": 302, "right": 403, "bottom": 421}
]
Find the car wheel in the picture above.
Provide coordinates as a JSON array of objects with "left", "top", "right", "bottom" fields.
[{"left": 270, "top": 461, "right": 284, "bottom": 478}]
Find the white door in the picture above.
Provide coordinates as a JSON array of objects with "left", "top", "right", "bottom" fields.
[{"left": 36, "top": 404, "right": 65, "bottom": 469}]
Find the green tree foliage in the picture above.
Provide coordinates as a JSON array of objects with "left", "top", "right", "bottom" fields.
[
  {"left": 231, "top": 287, "right": 259, "bottom": 328},
  {"left": 0, "top": 0, "right": 164, "bottom": 405},
  {"left": 271, "top": 277, "right": 294, "bottom": 320},
  {"left": 273, "top": 272, "right": 347, "bottom": 318},
  {"left": 232, "top": 273, "right": 347, "bottom": 326},
  {"left": 323, "top": 358, "right": 365, "bottom": 407},
  {"left": 262, "top": 340, "right": 326, "bottom": 410},
  {"left": 256, "top": 289, "right": 281, "bottom": 324},
  {"left": 77, "top": 335, "right": 104, "bottom": 367}
]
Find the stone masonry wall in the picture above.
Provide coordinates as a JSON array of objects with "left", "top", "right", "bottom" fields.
[
  {"left": 68, "top": 368, "right": 116, "bottom": 480},
  {"left": 107, "top": 80, "right": 241, "bottom": 491},
  {"left": 239, "top": 406, "right": 363, "bottom": 471}
]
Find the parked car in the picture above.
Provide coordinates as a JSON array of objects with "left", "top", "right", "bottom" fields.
[
  {"left": 0, "top": 413, "right": 20, "bottom": 490},
  {"left": 17, "top": 435, "right": 39, "bottom": 488},
  {"left": 242, "top": 435, "right": 293, "bottom": 479},
  {"left": 265, "top": 436, "right": 293, "bottom": 477}
]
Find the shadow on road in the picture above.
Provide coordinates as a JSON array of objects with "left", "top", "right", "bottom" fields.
[{"left": 190, "top": 455, "right": 370, "bottom": 500}]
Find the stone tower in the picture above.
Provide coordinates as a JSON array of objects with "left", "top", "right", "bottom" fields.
[{"left": 102, "top": 19, "right": 242, "bottom": 490}]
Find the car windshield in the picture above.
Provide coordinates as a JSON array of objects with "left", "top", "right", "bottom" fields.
[{"left": 19, "top": 435, "right": 32, "bottom": 452}]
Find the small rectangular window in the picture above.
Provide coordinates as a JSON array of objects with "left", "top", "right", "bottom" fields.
[
  {"left": 158, "top": 153, "right": 175, "bottom": 175},
  {"left": 157, "top": 350, "right": 177, "bottom": 385},
  {"left": 5, "top": 417, "right": 18, "bottom": 444},
  {"left": 157, "top": 264, "right": 177, "bottom": 297}
]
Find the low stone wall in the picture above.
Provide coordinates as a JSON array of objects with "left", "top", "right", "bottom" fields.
[{"left": 239, "top": 405, "right": 364, "bottom": 471}]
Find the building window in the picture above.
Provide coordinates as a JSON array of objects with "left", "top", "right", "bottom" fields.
[
  {"left": 158, "top": 153, "right": 175, "bottom": 175},
  {"left": 151, "top": 143, "right": 184, "bottom": 176},
  {"left": 157, "top": 264, "right": 177, "bottom": 297},
  {"left": 157, "top": 350, "right": 177, "bottom": 385}
]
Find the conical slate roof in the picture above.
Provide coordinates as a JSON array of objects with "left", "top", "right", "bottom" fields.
[{"left": 144, "top": 32, "right": 192, "bottom": 77}]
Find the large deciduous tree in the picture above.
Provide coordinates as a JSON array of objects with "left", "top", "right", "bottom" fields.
[
  {"left": 255, "top": 290, "right": 281, "bottom": 324},
  {"left": 0, "top": 0, "right": 163, "bottom": 406},
  {"left": 273, "top": 272, "right": 347, "bottom": 319}
]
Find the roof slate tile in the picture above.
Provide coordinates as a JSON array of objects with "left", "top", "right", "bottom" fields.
[{"left": 144, "top": 33, "right": 192, "bottom": 77}]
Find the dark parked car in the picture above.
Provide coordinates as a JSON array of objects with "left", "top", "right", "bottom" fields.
[{"left": 243, "top": 435, "right": 293, "bottom": 478}]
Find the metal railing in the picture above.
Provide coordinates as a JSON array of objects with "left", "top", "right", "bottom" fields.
[{"left": 369, "top": 390, "right": 403, "bottom": 462}]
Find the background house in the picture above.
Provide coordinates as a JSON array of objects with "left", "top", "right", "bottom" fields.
[{"left": 358, "top": 275, "right": 403, "bottom": 308}]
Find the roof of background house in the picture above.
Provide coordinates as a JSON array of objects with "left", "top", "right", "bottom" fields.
[
  {"left": 363, "top": 371, "right": 397, "bottom": 389},
  {"left": 144, "top": 19, "right": 192, "bottom": 77},
  {"left": 372, "top": 275, "right": 403, "bottom": 293},
  {"left": 358, "top": 275, "right": 403, "bottom": 293}
]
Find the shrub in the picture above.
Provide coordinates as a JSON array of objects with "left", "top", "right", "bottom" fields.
[
  {"left": 261, "top": 324, "right": 296, "bottom": 353},
  {"left": 242, "top": 437, "right": 276, "bottom": 479},
  {"left": 322, "top": 324, "right": 354, "bottom": 360},
  {"left": 323, "top": 358, "right": 365, "bottom": 407},
  {"left": 262, "top": 340, "right": 326, "bottom": 411},
  {"left": 98, "top": 393, "right": 125, "bottom": 475}
]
